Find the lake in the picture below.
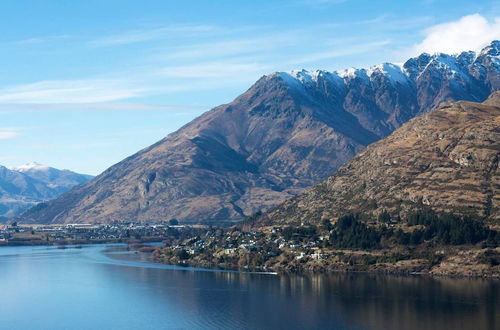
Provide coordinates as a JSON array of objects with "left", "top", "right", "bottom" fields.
[{"left": 0, "top": 244, "right": 497, "bottom": 330}]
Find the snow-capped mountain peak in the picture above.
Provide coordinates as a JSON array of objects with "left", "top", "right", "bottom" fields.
[
  {"left": 479, "top": 40, "right": 500, "bottom": 57},
  {"left": 366, "top": 63, "right": 409, "bottom": 83},
  {"left": 273, "top": 40, "right": 499, "bottom": 101},
  {"left": 0, "top": 163, "right": 93, "bottom": 221},
  {"left": 12, "top": 162, "right": 50, "bottom": 172}
]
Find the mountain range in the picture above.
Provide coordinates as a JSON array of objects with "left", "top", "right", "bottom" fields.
[
  {"left": 16, "top": 41, "right": 500, "bottom": 225},
  {"left": 0, "top": 163, "right": 92, "bottom": 221}
]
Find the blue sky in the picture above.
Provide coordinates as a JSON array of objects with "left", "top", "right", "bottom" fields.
[{"left": 1, "top": 0, "right": 499, "bottom": 175}]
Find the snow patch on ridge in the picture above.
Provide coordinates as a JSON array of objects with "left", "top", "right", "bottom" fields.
[
  {"left": 12, "top": 162, "right": 50, "bottom": 172},
  {"left": 367, "top": 63, "right": 410, "bottom": 84}
]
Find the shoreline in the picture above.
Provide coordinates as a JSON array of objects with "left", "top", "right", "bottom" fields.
[
  {"left": 147, "top": 258, "right": 500, "bottom": 279},
  {"left": 0, "top": 237, "right": 162, "bottom": 247},
  {"left": 147, "top": 246, "right": 500, "bottom": 279},
  {"left": 1, "top": 240, "right": 498, "bottom": 279},
  {"left": 149, "top": 260, "right": 500, "bottom": 279},
  {"left": 143, "top": 258, "right": 500, "bottom": 281}
]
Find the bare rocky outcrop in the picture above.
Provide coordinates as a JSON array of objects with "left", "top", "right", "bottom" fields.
[{"left": 258, "top": 92, "right": 500, "bottom": 226}]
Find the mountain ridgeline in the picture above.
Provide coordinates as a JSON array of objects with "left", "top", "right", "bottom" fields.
[
  {"left": 0, "top": 163, "right": 93, "bottom": 221},
  {"left": 17, "top": 41, "right": 500, "bottom": 225}
]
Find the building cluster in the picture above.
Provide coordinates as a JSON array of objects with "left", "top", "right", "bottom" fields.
[
  {"left": 0, "top": 220, "right": 333, "bottom": 264},
  {"left": 0, "top": 222, "right": 187, "bottom": 244},
  {"left": 163, "top": 226, "right": 332, "bottom": 262}
]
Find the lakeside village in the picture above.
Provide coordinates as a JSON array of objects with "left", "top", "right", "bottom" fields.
[
  {"left": 0, "top": 221, "right": 190, "bottom": 246},
  {"left": 1, "top": 210, "right": 499, "bottom": 277}
]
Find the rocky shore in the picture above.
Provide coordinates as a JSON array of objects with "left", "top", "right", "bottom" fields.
[{"left": 149, "top": 245, "right": 500, "bottom": 278}]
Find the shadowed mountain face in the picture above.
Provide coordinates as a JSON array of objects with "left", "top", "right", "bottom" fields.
[
  {"left": 0, "top": 163, "right": 93, "bottom": 221},
  {"left": 17, "top": 41, "right": 500, "bottom": 225},
  {"left": 256, "top": 92, "right": 500, "bottom": 226}
]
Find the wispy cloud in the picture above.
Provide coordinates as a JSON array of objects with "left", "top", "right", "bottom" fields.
[
  {"left": 0, "top": 65, "right": 267, "bottom": 105},
  {"left": 410, "top": 14, "right": 500, "bottom": 55},
  {"left": 302, "top": 0, "right": 349, "bottom": 6},
  {"left": 13, "top": 35, "right": 70, "bottom": 45},
  {"left": 0, "top": 79, "right": 149, "bottom": 103},
  {"left": 289, "top": 39, "right": 391, "bottom": 65},
  {"left": 159, "top": 61, "right": 271, "bottom": 79},
  {"left": 0, "top": 102, "right": 206, "bottom": 112},
  {"left": 0, "top": 16, "right": 441, "bottom": 110},
  {"left": 155, "top": 34, "right": 297, "bottom": 61},
  {"left": 59, "top": 142, "right": 117, "bottom": 150},
  {"left": 0, "top": 154, "right": 22, "bottom": 162},
  {"left": 0, "top": 127, "right": 23, "bottom": 141},
  {"left": 89, "top": 24, "right": 217, "bottom": 47},
  {"left": 0, "top": 63, "right": 266, "bottom": 106}
]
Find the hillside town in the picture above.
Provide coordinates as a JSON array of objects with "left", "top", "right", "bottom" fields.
[{"left": 151, "top": 211, "right": 500, "bottom": 277}]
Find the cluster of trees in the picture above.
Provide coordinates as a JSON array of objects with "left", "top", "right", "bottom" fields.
[
  {"left": 321, "top": 210, "right": 498, "bottom": 250},
  {"left": 331, "top": 209, "right": 500, "bottom": 249},
  {"left": 242, "top": 211, "right": 263, "bottom": 224},
  {"left": 330, "top": 214, "right": 382, "bottom": 249},
  {"left": 177, "top": 249, "right": 190, "bottom": 260},
  {"left": 404, "top": 210, "right": 495, "bottom": 246},
  {"left": 281, "top": 225, "right": 317, "bottom": 241}
]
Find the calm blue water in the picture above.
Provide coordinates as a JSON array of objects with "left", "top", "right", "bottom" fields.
[{"left": 0, "top": 244, "right": 497, "bottom": 330}]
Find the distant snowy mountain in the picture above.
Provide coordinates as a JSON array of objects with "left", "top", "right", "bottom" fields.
[
  {"left": 12, "top": 162, "right": 50, "bottom": 172},
  {"left": 13, "top": 162, "right": 93, "bottom": 194},
  {"left": 0, "top": 163, "right": 93, "bottom": 221}
]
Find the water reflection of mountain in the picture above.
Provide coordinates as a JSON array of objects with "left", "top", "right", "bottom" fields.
[
  {"left": 101, "top": 248, "right": 498, "bottom": 330},
  {"left": 301, "top": 274, "right": 498, "bottom": 330}
]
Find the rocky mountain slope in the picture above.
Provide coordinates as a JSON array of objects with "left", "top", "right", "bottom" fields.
[
  {"left": 0, "top": 163, "right": 92, "bottom": 221},
  {"left": 256, "top": 92, "right": 500, "bottom": 226},
  {"left": 16, "top": 41, "right": 500, "bottom": 225}
]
